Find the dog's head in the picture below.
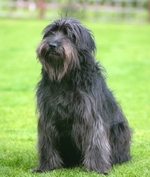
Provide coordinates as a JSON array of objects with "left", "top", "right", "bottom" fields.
[{"left": 37, "top": 17, "right": 96, "bottom": 81}]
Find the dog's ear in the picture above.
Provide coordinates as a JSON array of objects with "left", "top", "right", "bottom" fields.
[
  {"left": 72, "top": 23, "right": 96, "bottom": 54},
  {"left": 80, "top": 27, "right": 96, "bottom": 53}
]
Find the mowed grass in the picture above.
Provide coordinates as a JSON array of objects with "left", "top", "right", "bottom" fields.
[{"left": 0, "top": 18, "right": 150, "bottom": 177}]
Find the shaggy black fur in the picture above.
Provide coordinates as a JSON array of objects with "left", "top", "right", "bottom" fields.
[{"left": 33, "top": 17, "right": 131, "bottom": 174}]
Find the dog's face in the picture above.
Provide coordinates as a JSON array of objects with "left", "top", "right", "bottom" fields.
[{"left": 37, "top": 18, "right": 96, "bottom": 81}]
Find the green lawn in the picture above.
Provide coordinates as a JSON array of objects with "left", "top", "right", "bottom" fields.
[{"left": 0, "top": 18, "right": 150, "bottom": 177}]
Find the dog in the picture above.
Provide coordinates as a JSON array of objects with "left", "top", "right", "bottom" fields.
[{"left": 33, "top": 17, "right": 131, "bottom": 174}]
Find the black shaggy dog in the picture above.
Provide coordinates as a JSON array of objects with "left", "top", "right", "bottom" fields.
[{"left": 33, "top": 17, "right": 131, "bottom": 174}]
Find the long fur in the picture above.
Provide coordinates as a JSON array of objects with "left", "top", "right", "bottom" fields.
[{"left": 33, "top": 17, "right": 131, "bottom": 174}]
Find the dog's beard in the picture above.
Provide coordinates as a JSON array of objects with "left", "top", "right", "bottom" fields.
[{"left": 37, "top": 40, "right": 80, "bottom": 81}]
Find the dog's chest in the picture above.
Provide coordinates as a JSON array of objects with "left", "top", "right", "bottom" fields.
[{"left": 47, "top": 87, "right": 75, "bottom": 116}]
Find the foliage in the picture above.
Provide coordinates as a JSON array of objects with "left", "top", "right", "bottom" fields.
[{"left": 0, "top": 18, "right": 150, "bottom": 177}]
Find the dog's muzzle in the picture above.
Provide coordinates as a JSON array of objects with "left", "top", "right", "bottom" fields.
[{"left": 47, "top": 42, "right": 58, "bottom": 55}]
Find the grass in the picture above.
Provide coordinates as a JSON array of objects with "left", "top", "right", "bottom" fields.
[{"left": 0, "top": 18, "right": 150, "bottom": 177}]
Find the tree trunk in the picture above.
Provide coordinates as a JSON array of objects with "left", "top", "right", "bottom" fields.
[
  {"left": 148, "top": 0, "right": 150, "bottom": 22},
  {"left": 37, "top": 0, "right": 45, "bottom": 19}
]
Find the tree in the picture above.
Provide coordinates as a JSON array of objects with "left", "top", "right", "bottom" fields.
[
  {"left": 37, "top": 0, "right": 45, "bottom": 19},
  {"left": 148, "top": 0, "right": 150, "bottom": 22}
]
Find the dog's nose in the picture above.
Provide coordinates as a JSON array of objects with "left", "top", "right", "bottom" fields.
[{"left": 48, "top": 42, "right": 57, "bottom": 49}]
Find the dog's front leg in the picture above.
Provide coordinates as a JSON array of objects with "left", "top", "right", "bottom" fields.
[{"left": 32, "top": 115, "right": 63, "bottom": 173}]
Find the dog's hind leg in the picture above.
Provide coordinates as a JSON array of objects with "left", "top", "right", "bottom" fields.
[
  {"left": 73, "top": 115, "right": 111, "bottom": 174},
  {"left": 110, "top": 121, "right": 131, "bottom": 165},
  {"left": 82, "top": 120, "right": 111, "bottom": 174}
]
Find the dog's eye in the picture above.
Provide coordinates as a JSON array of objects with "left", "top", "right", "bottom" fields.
[
  {"left": 63, "top": 28, "right": 68, "bottom": 35},
  {"left": 72, "top": 34, "right": 76, "bottom": 42},
  {"left": 43, "top": 31, "right": 54, "bottom": 38},
  {"left": 64, "top": 28, "right": 76, "bottom": 42},
  {"left": 49, "top": 31, "right": 55, "bottom": 35}
]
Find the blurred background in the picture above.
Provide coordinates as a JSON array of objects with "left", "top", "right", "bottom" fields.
[
  {"left": 0, "top": 1, "right": 150, "bottom": 177},
  {"left": 0, "top": 0, "right": 149, "bottom": 22}
]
